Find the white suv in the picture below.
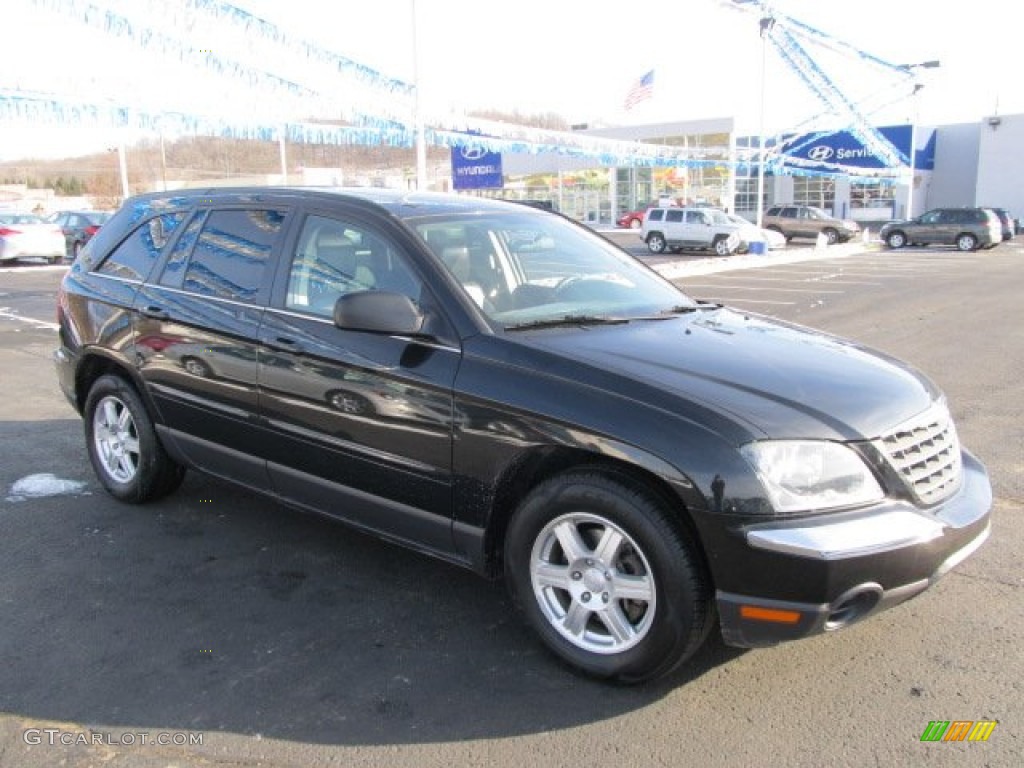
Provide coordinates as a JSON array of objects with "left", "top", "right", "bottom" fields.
[{"left": 640, "top": 207, "right": 741, "bottom": 256}]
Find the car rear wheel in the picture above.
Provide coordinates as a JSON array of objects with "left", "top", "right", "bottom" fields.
[
  {"left": 84, "top": 374, "right": 184, "bottom": 503},
  {"left": 505, "top": 471, "right": 713, "bottom": 683},
  {"left": 956, "top": 233, "right": 978, "bottom": 251},
  {"left": 885, "top": 231, "right": 907, "bottom": 248},
  {"left": 646, "top": 233, "right": 667, "bottom": 254}
]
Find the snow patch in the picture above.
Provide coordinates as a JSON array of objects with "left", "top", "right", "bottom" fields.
[{"left": 6, "top": 473, "right": 89, "bottom": 502}]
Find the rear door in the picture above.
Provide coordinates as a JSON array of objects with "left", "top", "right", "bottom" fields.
[
  {"left": 134, "top": 205, "right": 290, "bottom": 488},
  {"left": 663, "top": 208, "right": 685, "bottom": 246},
  {"left": 258, "top": 206, "right": 461, "bottom": 555}
]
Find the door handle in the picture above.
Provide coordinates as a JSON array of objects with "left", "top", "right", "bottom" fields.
[
  {"left": 269, "top": 336, "right": 304, "bottom": 354},
  {"left": 141, "top": 305, "right": 169, "bottom": 320}
]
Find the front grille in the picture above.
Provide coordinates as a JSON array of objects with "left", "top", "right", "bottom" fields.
[{"left": 875, "top": 403, "right": 963, "bottom": 506}]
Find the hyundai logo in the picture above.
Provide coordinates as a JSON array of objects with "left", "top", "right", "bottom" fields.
[
  {"left": 460, "top": 145, "right": 487, "bottom": 161},
  {"left": 808, "top": 145, "right": 834, "bottom": 161}
]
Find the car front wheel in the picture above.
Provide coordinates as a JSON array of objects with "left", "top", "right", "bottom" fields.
[
  {"left": 886, "top": 231, "right": 907, "bottom": 248},
  {"left": 84, "top": 374, "right": 184, "bottom": 502},
  {"left": 823, "top": 228, "right": 839, "bottom": 245},
  {"left": 713, "top": 236, "right": 732, "bottom": 256},
  {"left": 956, "top": 233, "right": 978, "bottom": 251},
  {"left": 646, "top": 233, "right": 667, "bottom": 254},
  {"left": 505, "top": 471, "right": 713, "bottom": 683}
]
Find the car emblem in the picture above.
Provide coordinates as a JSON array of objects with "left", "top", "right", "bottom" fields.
[
  {"left": 808, "top": 145, "right": 834, "bottom": 161},
  {"left": 460, "top": 145, "right": 487, "bottom": 161}
]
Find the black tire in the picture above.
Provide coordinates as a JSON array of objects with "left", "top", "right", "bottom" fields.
[
  {"left": 505, "top": 470, "right": 713, "bottom": 683},
  {"left": 886, "top": 231, "right": 907, "bottom": 249},
  {"left": 712, "top": 236, "right": 732, "bottom": 257},
  {"left": 956, "top": 233, "right": 978, "bottom": 251},
  {"left": 822, "top": 228, "right": 839, "bottom": 245},
  {"left": 84, "top": 374, "right": 184, "bottom": 503},
  {"left": 646, "top": 233, "right": 667, "bottom": 254},
  {"left": 181, "top": 356, "right": 213, "bottom": 378}
]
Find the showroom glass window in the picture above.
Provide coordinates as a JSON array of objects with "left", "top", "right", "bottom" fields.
[
  {"left": 180, "top": 209, "right": 286, "bottom": 302},
  {"left": 793, "top": 177, "right": 835, "bottom": 213}
]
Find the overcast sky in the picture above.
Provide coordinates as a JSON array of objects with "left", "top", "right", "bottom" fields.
[{"left": 2, "top": 0, "right": 1021, "bottom": 160}]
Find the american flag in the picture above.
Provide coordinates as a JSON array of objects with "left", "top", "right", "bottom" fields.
[{"left": 624, "top": 69, "right": 655, "bottom": 110}]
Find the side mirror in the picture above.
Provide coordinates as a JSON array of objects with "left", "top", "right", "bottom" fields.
[{"left": 334, "top": 291, "right": 425, "bottom": 335}]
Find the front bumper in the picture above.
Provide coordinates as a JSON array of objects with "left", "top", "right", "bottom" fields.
[{"left": 716, "top": 449, "right": 992, "bottom": 648}]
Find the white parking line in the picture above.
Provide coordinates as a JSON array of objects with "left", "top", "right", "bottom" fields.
[
  {"left": 0, "top": 307, "right": 59, "bottom": 331},
  {"left": 709, "top": 274, "right": 881, "bottom": 285}
]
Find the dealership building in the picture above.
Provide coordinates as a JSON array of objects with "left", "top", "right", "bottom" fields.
[{"left": 490, "top": 112, "right": 1022, "bottom": 228}]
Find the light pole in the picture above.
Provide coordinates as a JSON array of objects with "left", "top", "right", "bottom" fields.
[
  {"left": 899, "top": 60, "right": 940, "bottom": 219},
  {"left": 756, "top": 14, "right": 774, "bottom": 228}
]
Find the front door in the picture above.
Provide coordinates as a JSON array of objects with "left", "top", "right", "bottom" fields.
[{"left": 258, "top": 210, "right": 461, "bottom": 556}]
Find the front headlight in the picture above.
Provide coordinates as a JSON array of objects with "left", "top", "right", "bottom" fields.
[{"left": 740, "top": 441, "right": 884, "bottom": 513}]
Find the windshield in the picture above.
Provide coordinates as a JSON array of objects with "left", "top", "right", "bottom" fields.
[{"left": 412, "top": 210, "right": 696, "bottom": 328}]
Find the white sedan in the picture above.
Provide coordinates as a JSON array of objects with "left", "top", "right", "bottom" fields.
[
  {"left": 726, "top": 213, "right": 787, "bottom": 253},
  {"left": 0, "top": 213, "right": 66, "bottom": 264}
]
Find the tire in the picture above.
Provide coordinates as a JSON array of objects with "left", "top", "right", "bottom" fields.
[
  {"left": 505, "top": 471, "right": 713, "bottom": 683},
  {"left": 956, "top": 233, "right": 978, "bottom": 251},
  {"left": 181, "top": 356, "right": 213, "bottom": 378},
  {"left": 84, "top": 374, "right": 185, "bottom": 503},
  {"left": 713, "top": 236, "right": 732, "bottom": 257},
  {"left": 629, "top": 218, "right": 642, "bottom": 229},
  {"left": 646, "top": 233, "right": 667, "bottom": 254},
  {"left": 885, "top": 231, "right": 907, "bottom": 249},
  {"left": 822, "top": 228, "right": 839, "bottom": 245},
  {"left": 327, "top": 389, "right": 373, "bottom": 415}
]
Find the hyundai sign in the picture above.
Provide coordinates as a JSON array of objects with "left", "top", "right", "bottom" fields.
[
  {"left": 451, "top": 142, "right": 503, "bottom": 190},
  {"left": 780, "top": 125, "right": 935, "bottom": 171}
]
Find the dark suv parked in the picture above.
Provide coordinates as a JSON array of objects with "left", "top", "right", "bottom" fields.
[
  {"left": 55, "top": 188, "right": 991, "bottom": 683},
  {"left": 879, "top": 207, "right": 1002, "bottom": 251}
]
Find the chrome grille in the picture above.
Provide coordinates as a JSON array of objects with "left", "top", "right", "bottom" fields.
[{"left": 875, "top": 403, "right": 963, "bottom": 506}]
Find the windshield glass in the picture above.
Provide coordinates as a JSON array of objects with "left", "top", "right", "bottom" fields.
[{"left": 411, "top": 210, "right": 695, "bottom": 327}]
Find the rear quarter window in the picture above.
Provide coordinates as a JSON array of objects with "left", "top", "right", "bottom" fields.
[{"left": 94, "top": 213, "right": 187, "bottom": 281}]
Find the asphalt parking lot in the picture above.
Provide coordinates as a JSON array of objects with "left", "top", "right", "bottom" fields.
[{"left": 0, "top": 241, "right": 1021, "bottom": 767}]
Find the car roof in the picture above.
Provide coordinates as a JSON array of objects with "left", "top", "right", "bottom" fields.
[{"left": 118, "top": 187, "right": 540, "bottom": 223}]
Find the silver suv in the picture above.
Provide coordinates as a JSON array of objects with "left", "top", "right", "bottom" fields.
[{"left": 640, "top": 207, "right": 741, "bottom": 256}]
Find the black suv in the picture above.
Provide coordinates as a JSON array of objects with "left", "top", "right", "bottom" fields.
[{"left": 55, "top": 188, "right": 991, "bottom": 683}]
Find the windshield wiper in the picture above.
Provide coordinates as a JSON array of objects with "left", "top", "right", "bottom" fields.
[
  {"left": 505, "top": 315, "right": 630, "bottom": 331},
  {"left": 658, "top": 302, "right": 721, "bottom": 315}
]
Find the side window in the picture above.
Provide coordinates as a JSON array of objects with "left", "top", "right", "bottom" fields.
[
  {"left": 920, "top": 210, "right": 941, "bottom": 224},
  {"left": 95, "top": 213, "right": 187, "bottom": 281},
  {"left": 285, "top": 214, "right": 422, "bottom": 318},
  {"left": 781, "top": 207, "right": 797, "bottom": 218},
  {"left": 181, "top": 209, "right": 285, "bottom": 302},
  {"left": 647, "top": 209, "right": 664, "bottom": 222},
  {"left": 665, "top": 209, "right": 684, "bottom": 223},
  {"left": 158, "top": 211, "right": 205, "bottom": 289}
]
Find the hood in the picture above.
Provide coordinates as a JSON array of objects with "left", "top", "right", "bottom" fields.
[{"left": 520, "top": 308, "right": 937, "bottom": 441}]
